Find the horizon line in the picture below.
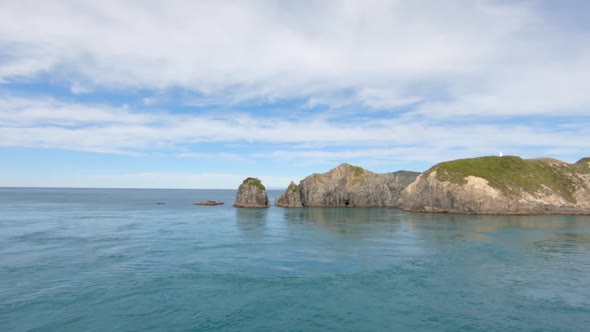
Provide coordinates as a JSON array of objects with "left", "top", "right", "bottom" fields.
[{"left": 0, "top": 186, "right": 287, "bottom": 191}]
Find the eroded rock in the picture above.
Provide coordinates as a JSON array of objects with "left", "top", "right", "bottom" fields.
[
  {"left": 276, "top": 164, "right": 419, "bottom": 208},
  {"left": 233, "top": 177, "right": 269, "bottom": 208},
  {"left": 400, "top": 156, "right": 590, "bottom": 214}
]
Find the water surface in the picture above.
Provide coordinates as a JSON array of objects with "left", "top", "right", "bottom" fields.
[{"left": 1, "top": 188, "right": 589, "bottom": 331}]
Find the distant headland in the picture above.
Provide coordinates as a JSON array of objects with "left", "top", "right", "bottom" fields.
[{"left": 234, "top": 156, "right": 590, "bottom": 215}]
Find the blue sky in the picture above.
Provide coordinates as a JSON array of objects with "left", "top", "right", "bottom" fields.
[{"left": 1, "top": 0, "right": 589, "bottom": 189}]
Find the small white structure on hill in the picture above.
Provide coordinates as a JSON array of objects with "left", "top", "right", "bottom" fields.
[{"left": 499, "top": 151, "right": 504, "bottom": 157}]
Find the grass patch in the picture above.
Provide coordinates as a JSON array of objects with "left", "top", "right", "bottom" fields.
[
  {"left": 288, "top": 182, "right": 299, "bottom": 193},
  {"left": 575, "top": 157, "right": 590, "bottom": 173},
  {"left": 349, "top": 165, "right": 365, "bottom": 177},
  {"left": 242, "top": 177, "right": 266, "bottom": 191},
  {"left": 425, "top": 156, "right": 586, "bottom": 202}
]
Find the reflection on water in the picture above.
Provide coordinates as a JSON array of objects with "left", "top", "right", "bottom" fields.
[
  {"left": 235, "top": 208, "right": 268, "bottom": 236},
  {"left": 277, "top": 207, "right": 590, "bottom": 252},
  {"left": 404, "top": 212, "right": 586, "bottom": 232},
  {"left": 282, "top": 207, "right": 404, "bottom": 234},
  {"left": 402, "top": 212, "right": 590, "bottom": 251}
]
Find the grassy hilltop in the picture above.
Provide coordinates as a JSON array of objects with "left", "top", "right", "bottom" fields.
[
  {"left": 424, "top": 156, "right": 590, "bottom": 203},
  {"left": 242, "top": 177, "right": 266, "bottom": 191}
]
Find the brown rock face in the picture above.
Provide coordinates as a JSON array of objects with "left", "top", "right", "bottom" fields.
[
  {"left": 275, "top": 157, "right": 590, "bottom": 214},
  {"left": 275, "top": 182, "right": 303, "bottom": 207},
  {"left": 233, "top": 177, "right": 269, "bottom": 208},
  {"left": 401, "top": 172, "right": 517, "bottom": 213},
  {"left": 401, "top": 157, "right": 590, "bottom": 215},
  {"left": 275, "top": 164, "right": 419, "bottom": 208}
]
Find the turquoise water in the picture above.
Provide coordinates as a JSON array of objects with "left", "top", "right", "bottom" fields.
[{"left": 1, "top": 188, "right": 589, "bottom": 331}]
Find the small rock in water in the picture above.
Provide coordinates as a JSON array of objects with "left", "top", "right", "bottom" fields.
[{"left": 193, "top": 200, "right": 224, "bottom": 206}]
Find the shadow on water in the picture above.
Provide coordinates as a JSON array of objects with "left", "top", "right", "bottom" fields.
[
  {"left": 400, "top": 212, "right": 590, "bottom": 253},
  {"left": 235, "top": 208, "right": 268, "bottom": 236}
]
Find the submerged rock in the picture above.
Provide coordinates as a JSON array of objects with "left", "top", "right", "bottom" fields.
[{"left": 233, "top": 177, "right": 270, "bottom": 208}]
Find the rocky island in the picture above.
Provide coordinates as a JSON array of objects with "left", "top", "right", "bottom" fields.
[
  {"left": 276, "top": 163, "right": 420, "bottom": 207},
  {"left": 271, "top": 156, "right": 590, "bottom": 215},
  {"left": 233, "top": 177, "right": 270, "bottom": 208}
]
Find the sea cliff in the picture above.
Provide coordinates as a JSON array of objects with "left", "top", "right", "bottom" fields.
[
  {"left": 276, "top": 163, "right": 419, "bottom": 208},
  {"left": 400, "top": 156, "right": 590, "bottom": 214},
  {"left": 274, "top": 156, "right": 590, "bottom": 215}
]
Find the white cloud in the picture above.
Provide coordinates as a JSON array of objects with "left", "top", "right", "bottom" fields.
[
  {"left": 0, "top": 96, "right": 156, "bottom": 126},
  {"left": 0, "top": 0, "right": 588, "bottom": 116},
  {"left": 355, "top": 88, "right": 423, "bottom": 110},
  {"left": 1, "top": 0, "right": 589, "bottom": 180},
  {"left": 1, "top": 96, "right": 589, "bottom": 164},
  {"left": 70, "top": 82, "right": 90, "bottom": 95},
  {"left": 177, "top": 152, "right": 252, "bottom": 164}
]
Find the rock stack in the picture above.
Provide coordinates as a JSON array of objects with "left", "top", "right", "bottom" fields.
[{"left": 233, "top": 177, "right": 270, "bottom": 208}]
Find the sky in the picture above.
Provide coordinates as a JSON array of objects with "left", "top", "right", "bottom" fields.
[{"left": 1, "top": 0, "right": 589, "bottom": 189}]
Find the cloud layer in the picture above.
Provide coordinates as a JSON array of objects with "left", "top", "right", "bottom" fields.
[
  {"left": 2, "top": 95, "right": 588, "bottom": 162},
  {"left": 1, "top": 1, "right": 588, "bottom": 109},
  {"left": 1, "top": 1, "right": 590, "bottom": 187}
]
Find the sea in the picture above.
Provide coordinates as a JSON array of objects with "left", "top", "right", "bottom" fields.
[{"left": 1, "top": 188, "right": 589, "bottom": 331}]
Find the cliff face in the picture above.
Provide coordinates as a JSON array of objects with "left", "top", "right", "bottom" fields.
[
  {"left": 276, "top": 163, "right": 419, "bottom": 207},
  {"left": 274, "top": 156, "right": 590, "bottom": 214},
  {"left": 233, "top": 177, "right": 269, "bottom": 208},
  {"left": 275, "top": 181, "right": 303, "bottom": 207},
  {"left": 401, "top": 156, "right": 590, "bottom": 214}
]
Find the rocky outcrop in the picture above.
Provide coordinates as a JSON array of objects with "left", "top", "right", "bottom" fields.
[
  {"left": 401, "top": 156, "right": 590, "bottom": 215},
  {"left": 273, "top": 156, "right": 590, "bottom": 214},
  {"left": 233, "top": 177, "right": 269, "bottom": 208},
  {"left": 276, "top": 163, "right": 419, "bottom": 207},
  {"left": 275, "top": 181, "right": 303, "bottom": 207},
  {"left": 193, "top": 200, "right": 224, "bottom": 206}
]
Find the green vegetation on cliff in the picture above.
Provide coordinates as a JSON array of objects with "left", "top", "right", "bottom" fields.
[
  {"left": 575, "top": 158, "right": 590, "bottom": 173},
  {"left": 242, "top": 177, "right": 266, "bottom": 191},
  {"left": 425, "top": 156, "right": 587, "bottom": 202},
  {"left": 349, "top": 165, "right": 365, "bottom": 176},
  {"left": 288, "top": 182, "right": 300, "bottom": 193}
]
